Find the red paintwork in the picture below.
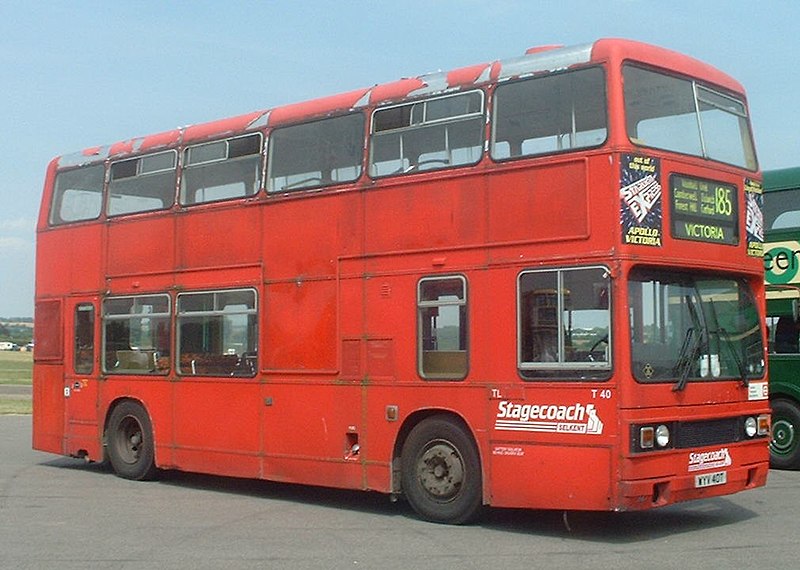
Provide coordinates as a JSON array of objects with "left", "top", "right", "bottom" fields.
[{"left": 33, "top": 39, "right": 768, "bottom": 514}]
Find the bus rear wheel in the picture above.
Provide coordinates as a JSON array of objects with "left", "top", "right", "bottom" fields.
[
  {"left": 770, "top": 398, "right": 800, "bottom": 470},
  {"left": 401, "top": 416, "right": 482, "bottom": 524},
  {"left": 106, "top": 401, "right": 157, "bottom": 481}
]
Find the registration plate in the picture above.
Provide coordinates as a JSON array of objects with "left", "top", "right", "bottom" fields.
[{"left": 694, "top": 470, "right": 727, "bottom": 488}]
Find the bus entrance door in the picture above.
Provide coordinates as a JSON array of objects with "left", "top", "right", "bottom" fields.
[{"left": 62, "top": 298, "right": 101, "bottom": 460}]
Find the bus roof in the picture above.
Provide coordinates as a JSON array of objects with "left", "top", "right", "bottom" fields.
[
  {"left": 764, "top": 167, "right": 800, "bottom": 192},
  {"left": 52, "top": 38, "right": 747, "bottom": 170}
]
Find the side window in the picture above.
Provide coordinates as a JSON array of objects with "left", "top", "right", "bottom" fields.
[
  {"left": 50, "top": 164, "right": 105, "bottom": 225},
  {"left": 492, "top": 67, "right": 607, "bottom": 160},
  {"left": 768, "top": 315, "right": 800, "bottom": 354},
  {"left": 177, "top": 289, "right": 257, "bottom": 377},
  {"left": 518, "top": 267, "right": 611, "bottom": 380},
  {"left": 268, "top": 113, "right": 364, "bottom": 193},
  {"left": 74, "top": 304, "right": 95, "bottom": 374},
  {"left": 102, "top": 294, "right": 171, "bottom": 374},
  {"left": 181, "top": 133, "right": 262, "bottom": 205},
  {"left": 108, "top": 150, "right": 177, "bottom": 216},
  {"left": 418, "top": 276, "right": 468, "bottom": 379},
  {"left": 370, "top": 91, "right": 484, "bottom": 177}
]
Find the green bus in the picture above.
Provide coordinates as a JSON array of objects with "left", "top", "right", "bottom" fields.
[{"left": 764, "top": 166, "right": 800, "bottom": 468}]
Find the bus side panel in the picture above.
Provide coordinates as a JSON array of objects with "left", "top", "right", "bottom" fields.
[
  {"left": 177, "top": 207, "right": 261, "bottom": 270},
  {"left": 107, "top": 217, "right": 175, "bottom": 277},
  {"left": 488, "top": 445, "right": 613, "bottom": 510},
  {"left": 363, "top": 175, "right": 485, "bottom": 254},
  {"left": 262, "top": 280, "right": 337, "bottom": 371},
  {"left": 260, "top": 383, "right": 364, "bottom": 490},
  {"left": 487, "top": 159, "right": 590, "bottom": 246},
  {"left": 36, "top": 226, "right": 103, "bottom": 296},
  {"left": 170, "top": 380, "right": 262, "bottom": 479},
  {"left": 263, "top": 192, "right": 362, "bottom": 282},
  {"left": 32, "top": 363, "right": 66, "bottom": 455}
]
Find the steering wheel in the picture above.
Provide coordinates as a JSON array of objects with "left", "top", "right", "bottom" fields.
[{"left": 587, "top": 334, "right": 609, "bottom": 362}]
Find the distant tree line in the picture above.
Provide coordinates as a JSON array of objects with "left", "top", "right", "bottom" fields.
[{"left": 0, "top": 318, "right": 33, "bottom": 345}]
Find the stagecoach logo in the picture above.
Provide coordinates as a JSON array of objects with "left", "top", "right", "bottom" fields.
[
  {"left": 495, "top": 401, "right": 604, "bottom": 435},
  {"left": 688, "top": 447, "right": 732, "bottom": 472}
]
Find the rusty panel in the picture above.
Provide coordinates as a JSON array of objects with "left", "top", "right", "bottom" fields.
[{"left": 108, "top": 129, "right": 182, "bottom": 158}]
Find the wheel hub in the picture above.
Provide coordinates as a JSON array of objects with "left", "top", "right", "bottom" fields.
[
  {"left": 417, "top": 442, "right": 464, "bottom": 500},
  {"left": 772, "top": 418, "right": 796, "bottom": 454}
]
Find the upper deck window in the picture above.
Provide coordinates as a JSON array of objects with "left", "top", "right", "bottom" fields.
[
  {"left": 623, "top": 65, "right": 757, "bottom": 171},
  {"left": 764, "top": 187, "right": 800, "bottom": 230},
  {"left": 50, "top": 164, "right": 105, "bottom": 225},
  {"left": 108, "top": 150, "right": 177, "bottom": 216},
  {"left": 180, "top": 133, "right": 262, "bottom": 205},
  {"left": 491, "top": 67, "right": 607, "bottom": 160},
  {"left": 268, "top": 113, "right": 364, "bottom": 193},
  {"left": 370, "top": 91, "right": 484, "bottom": 177}
]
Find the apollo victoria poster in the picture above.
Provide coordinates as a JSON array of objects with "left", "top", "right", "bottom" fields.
[
  {"left": 620, "top": 154, "right": 662, "bottom": 247},
  {"left": 745, "top": 178, "right": 764, "bottom": 257}
]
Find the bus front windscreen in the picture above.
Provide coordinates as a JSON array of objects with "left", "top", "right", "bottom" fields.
[
  {"left": 628, "top": 268, "right": 764, "bottom": 388},
  {"left": 623, "top": 65, "right": 757, "bottom": 171}
]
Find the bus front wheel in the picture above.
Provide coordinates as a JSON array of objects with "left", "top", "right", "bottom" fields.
[
  {"left": 401, "top": 416, "right": 482, "bottom": 524},
  {"left": 106, "top": 401, "right": 158, "bottom": 481},
  {"left": 770, "top": 398, "right": 800, "bottom": 470}
]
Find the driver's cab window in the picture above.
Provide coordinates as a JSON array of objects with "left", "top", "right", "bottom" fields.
[{"left": 518, "top": 266, "right": 611, "bottom": 380}]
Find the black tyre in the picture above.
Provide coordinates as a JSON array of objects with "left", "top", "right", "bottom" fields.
[
  {"left": 401, "top": 416, "right": 482, "bottom": 524},
  {"left": 106, "top": 401, "right": 158, "bottom": 480},
  {"left": 770, "top": 398, "right": 800, "bottom": 470}
]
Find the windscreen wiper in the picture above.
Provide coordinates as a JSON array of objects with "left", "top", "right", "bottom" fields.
[
  {"left": 708, "top": 298, "right": 748, "bottom": 387},
  {"left": 672, "top": 326, "right": 701, "bottom": 392},
  {"left": 717, "top": 327, "right": 748, "bottom": 387},
  {"left": 673, "top": 294, "right": 704, "bottom": 392}
]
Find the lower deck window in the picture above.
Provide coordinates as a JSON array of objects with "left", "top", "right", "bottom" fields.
[
  {"left": 518, "top": 267, "right": 611, "bottom": 380},
  {"left": 177, "top": 289, "right": 257, "bottom": 377},
  {"left": 418, "top": 276, "right": 468, "bottom": 379},
  {"left": 103, "top": 295, "right": 171, "bottom": 374},
  {"left": 74, "top": 304, "right": 95, "bottom": 374}
]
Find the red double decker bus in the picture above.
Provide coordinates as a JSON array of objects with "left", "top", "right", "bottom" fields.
[{"left": 34, "top": 39, "right": 770, "bottom": 524}]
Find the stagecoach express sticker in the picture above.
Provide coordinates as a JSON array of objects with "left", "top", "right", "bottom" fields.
[
  {"left": 620, "top": 154, "right": 662, "bottom": 247},
  {"left": 745, "top": 178, "right": 764, "bottom": 258}
]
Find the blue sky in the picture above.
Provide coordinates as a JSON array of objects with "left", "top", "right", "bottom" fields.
[{"left": 1, "top": 1, "right": 798, "bottom": 317}]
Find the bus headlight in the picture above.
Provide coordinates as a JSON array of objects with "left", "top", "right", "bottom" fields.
[
  {"left": 744, "top": 416, "right": 757, "bottom": 438},
  {"left": 655, "top": 424, "right": 670, "bottom": 447}
]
